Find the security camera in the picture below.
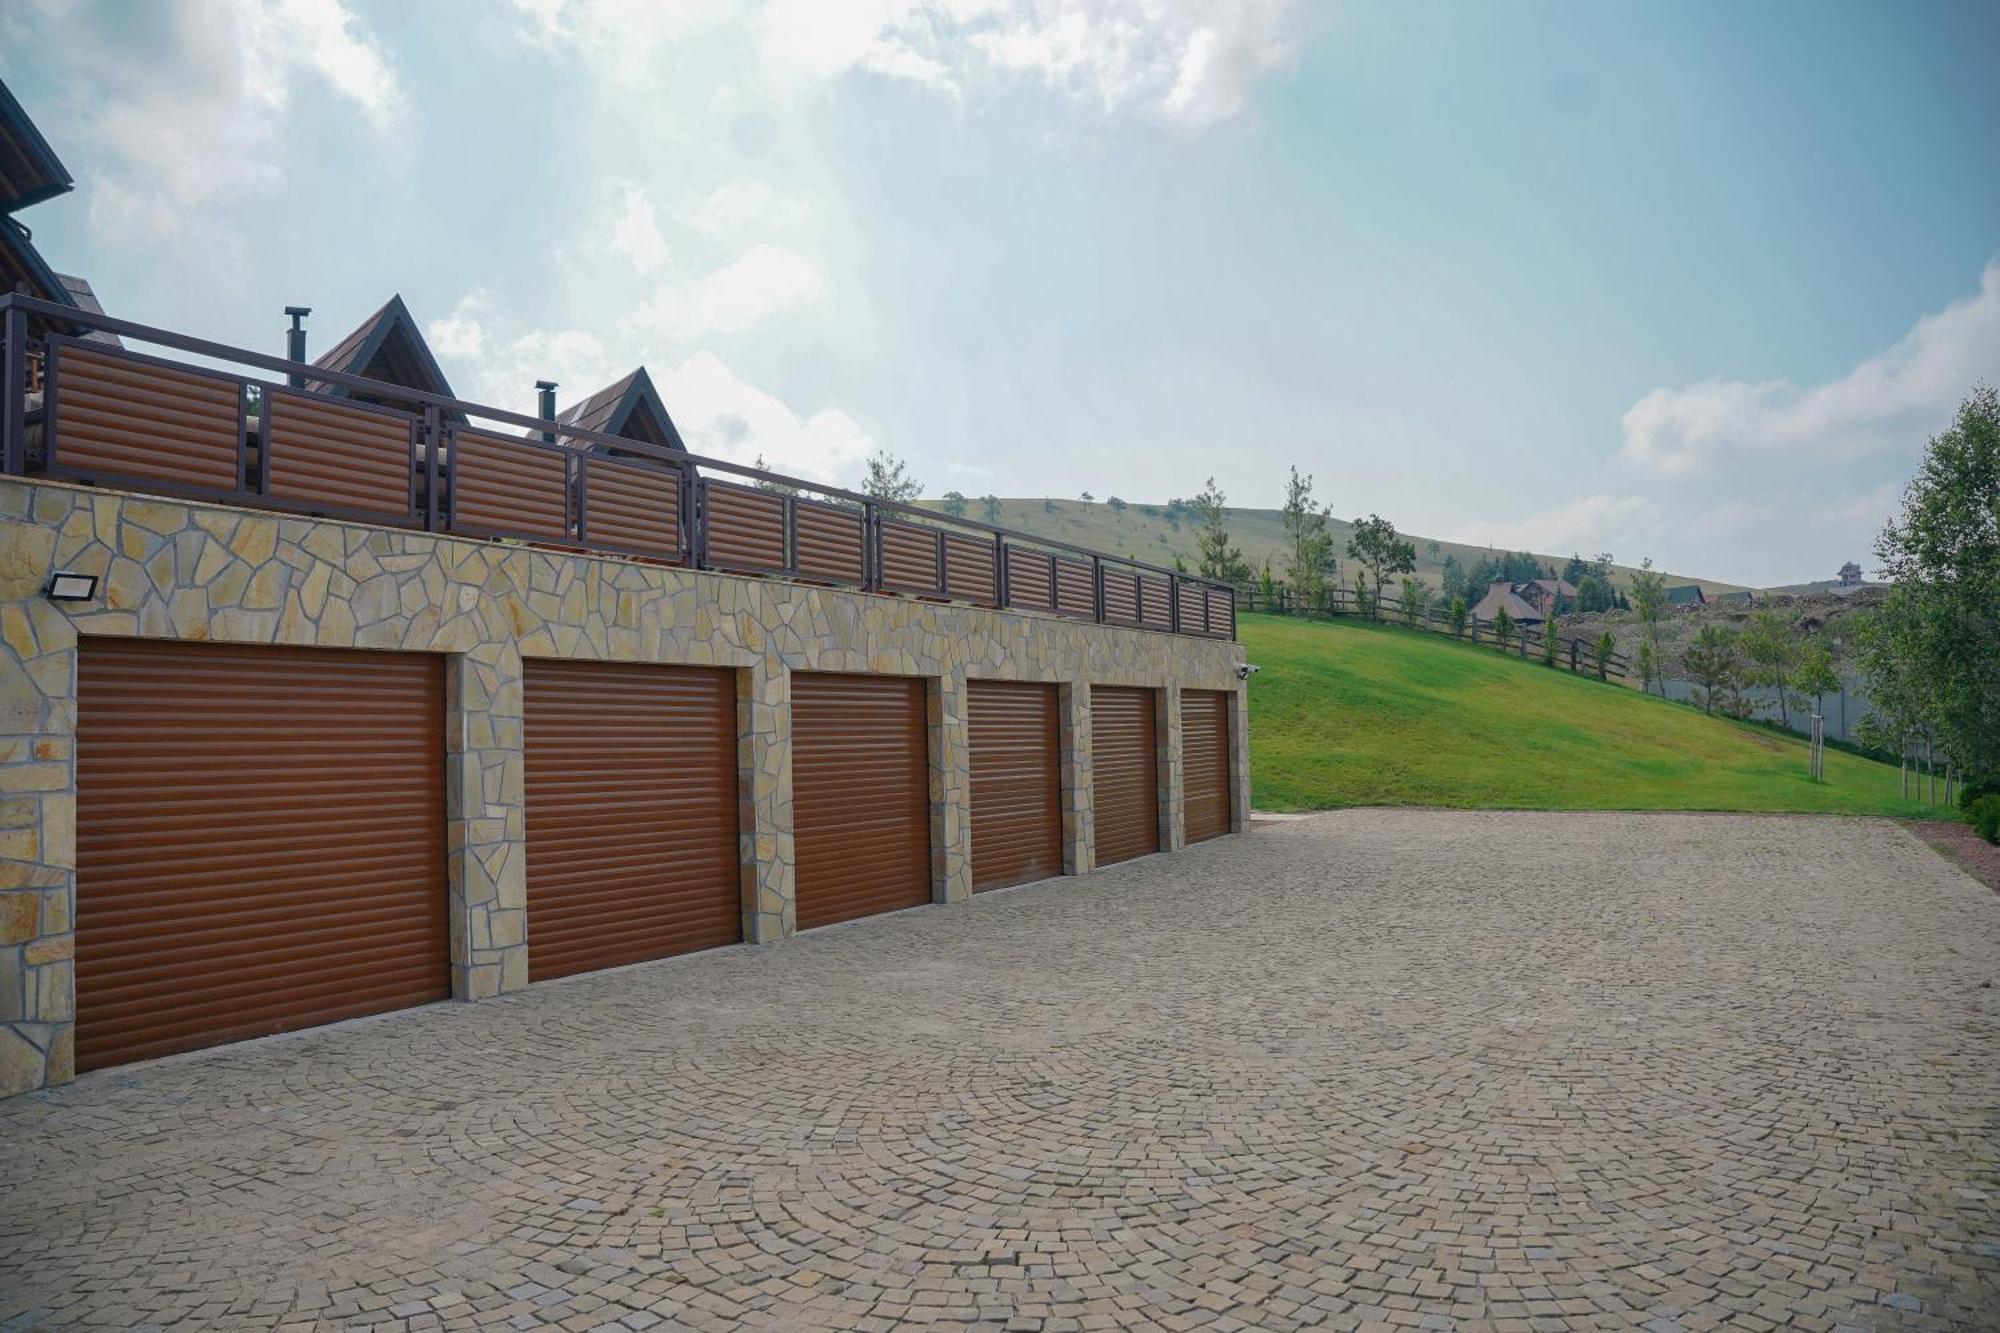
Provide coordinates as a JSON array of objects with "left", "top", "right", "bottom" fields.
[{"left": 1235, "top": 663, "right": 1261, "bottom": 681}]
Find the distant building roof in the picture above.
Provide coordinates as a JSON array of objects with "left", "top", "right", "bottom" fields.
[
  {"left": 310, "top": 295, "right": 463, "bottom": 420},
  {"left": 553, "top": 368, "right": 685, "bottom": 451},
  {"left": 0, "top": 218, "right": 113, "bottom": 341},
  {"left": 1471, "top": 581, "right": 1548, "bottom": 624},
  {"left": 0, "top": 77, "right": 73, "bottom": 215},
  {"left": 1712, "top": 590, "right": 1753, "bottom": 605},
  {"left": 1664, "top": 584, "right": 1706, "bottom": 606}
]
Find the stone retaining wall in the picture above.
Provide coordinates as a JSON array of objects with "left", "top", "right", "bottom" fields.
[{"left": 0, "top": 478, "right": 1249, "bottom": 1096}]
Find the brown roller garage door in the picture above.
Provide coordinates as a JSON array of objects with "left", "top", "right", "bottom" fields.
[
  {"left": 1092, "top": 686, "right": 1159, "bottom": 866},
  {"left": 792, "top": 673, "right": 931, "bottom": 929},
  {"left": 523, "top": 660, "right": 740, "bottom": 982},
  {"left": 967, "top": 680, "right": 1063, "bottom": 891},
  {"left": 76, "top": 640, "right": 447, "bottom": 1072},
  {"left": 1182, "top": 689, "right": 1234, "bottom": 844}
]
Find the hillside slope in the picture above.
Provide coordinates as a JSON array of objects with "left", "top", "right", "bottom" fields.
[
  {"left": 918, "top": 497, "right": 1743, "bottom": 594},
  {"left": 1241, "top": 613, "right": 1923, "bottom": 815}
]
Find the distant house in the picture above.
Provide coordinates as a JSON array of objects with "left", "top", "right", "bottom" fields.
[
  {"left": 549, "top": 368, "right": 686, "bottom": 454},
  {"left": 1838, "top": 561, "right": 1864, "bottom": 587},
  {"left": 0, "top": 78, "right": 114, "bottom": 345},
  {"left": 1664, "top": 584, "right": 1706, "bottom": 608},
  {"left": 309, "top": 294, "right": 464, "bottom": 419},
  {"left": 1712, "top": 590, "right": 1753, "bottom": 606},
  {"left": 1470, "top": 577, "right": 1575, "bottom": 627}
]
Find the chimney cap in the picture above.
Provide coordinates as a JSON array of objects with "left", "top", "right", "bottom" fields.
[
  {"left": 284, "top": 305, "right": 311, "bottom": 319},
  {"left": 534, "top": 379, "right": 559, "bottom": 391}
]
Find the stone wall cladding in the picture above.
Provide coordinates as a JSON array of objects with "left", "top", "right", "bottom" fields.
[{"left": 0, "top": 478, "right": 1245, "bottom": 1095}]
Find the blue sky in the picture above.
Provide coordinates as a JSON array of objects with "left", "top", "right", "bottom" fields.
[{"left": 5, "top": 0, "right": 1997, "bottom": 586}]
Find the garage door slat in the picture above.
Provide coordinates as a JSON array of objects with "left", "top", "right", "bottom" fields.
[
  {"left": 77, "top": 640, "right": 448, "bottom": 1073},
  {"left": 1092, "top": 686, "right": 1160, "bottom": 866},
  {"left": 524, "top": 660, "right": 741, "bottom": 982},
  {"left": 968, "top": 680, "right": 1063, "bottom": 891},
  {"left": 1181, "top": 689, "right": 1233, "bottom": 844},
  {"left": 792, "top": 673, "right": 931, "bottom": 929}
]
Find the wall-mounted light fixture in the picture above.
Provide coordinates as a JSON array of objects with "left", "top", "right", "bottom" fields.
[{"left": 44, "top": 571, "right": 99, "bottom": 603}]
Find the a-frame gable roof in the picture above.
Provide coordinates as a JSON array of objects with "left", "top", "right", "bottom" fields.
[
  {"left": 311, "top": 294, "right": 462, "bottom": 419},
  {"left": 0, "top": 77, "right": 73, "bottom": 215},
  {"left": 554, "top": 367, "right": 685, "bottom": 451}
]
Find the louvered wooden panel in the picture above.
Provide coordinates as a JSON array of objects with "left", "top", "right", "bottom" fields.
[
  {"left": 1176, "top": 581, "right": 1207, "bottom": 634},
  {"left": 523, "top": 661, "right": 739, "bottom": 982},
  {"left": 879, "top": 520, "right": 943, "bottom": 595},
  {"left": 1181, "top": 689, "right": 1232, "bottom": 844},
  {"left": 49, "top": 342, "right": 240, "bottom": 492},
  {"left": 1206, "top": 587, "right": 1235, "bottom": 638},
  {"left": 967, "top": 680, "right": 1062, "bottom": 891},
  {"left": 450, "top": 429, "right": 570, "bottom": 540},
  {"left": 580, "top": 454, "right": 681, "bottom": 559},
  {"left": 76, "top": 640, "right": 447, "bottom": 1072},
  {"left": 791, "top": 673, "right": 931, "bottom": 929},
  {"left": 1092, "top": 686, "right": 1159, "bottom": 866},
  {"left": 1102, "top": 568, "right": 1140, "bottom": 624},
  {"left": 1137, "top": 575, "right": 1173, "bottom": 630},
  {"left": 795, "top": 501, "right": 864, "bottom": 584},
  {"left": 263, "top": 387, "right": 414, "bottom": 518},
  {"left": 704, "top": 482, "right": 787, "bottom": 573},
  {"left": 1053, "top": 557, "right": 1095, "bottom": 619},
  {"left": 944, "top": 533, "right": 997, "bottom": 605},
  {"left": 1004, "top": 547, "right": 1054, "bottom": 611}
]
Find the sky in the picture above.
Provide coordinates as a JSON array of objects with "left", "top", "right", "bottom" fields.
[{"left": 4, "top": 0, "right": 1998, "bottom": 587}]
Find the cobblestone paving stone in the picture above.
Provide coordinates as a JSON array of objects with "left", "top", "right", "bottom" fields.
[{"left": 2, "top": 810, "right": 1997, "bottom": 1332}]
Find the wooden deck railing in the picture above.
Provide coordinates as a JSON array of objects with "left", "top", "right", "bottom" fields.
[{"left": 0, "top": 294, "right": 1235, "bottom": 640}]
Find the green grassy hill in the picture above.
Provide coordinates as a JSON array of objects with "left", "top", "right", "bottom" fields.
[
  {"left": 1242, "top": 612, "right": 1924, "bottom": 815},
  {"left": 919, "top": 497, "right": 1744, "bottom": 594}
]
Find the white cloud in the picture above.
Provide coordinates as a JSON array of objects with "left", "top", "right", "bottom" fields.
[
  {"left": 684, "top": 180, "right": 812, "bottom": 238},
  {"left": 520, "top": 0, "right": 1294, "bottom": 129},
  {"left": 1622, "top": 260, "right": 2000, "bottom": 477},
  {"left": 1449, "top": 493, "right": 1660, "bottom": 555},
  {"left": 1810, "top": 480, "right": 1902, "bottom": 534},
  {"left": 608, "top": 184, "right": 671, "bottom": 274},
  {"left": 17, "top": 0, "right": 401, "bottom": 254},
  {"left": 622, "top": 244, "right": 828, "bottom": 341},
  {"left": 664, "top": 350, "right": 876, "bottom": 481}
]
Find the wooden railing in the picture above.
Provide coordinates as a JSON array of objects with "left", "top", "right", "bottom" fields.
[
  {"left": 1240, "top": 581, "right": 1632, "bottom": 678},
  {"left": 0, "top": 294, "right": 1235, "bottom": 640}
]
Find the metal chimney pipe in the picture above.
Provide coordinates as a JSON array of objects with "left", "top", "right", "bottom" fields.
[
  {"left": 284, "top": 306, "right": 311, "bottom": 388},
  {"left": 535, "top": 380, "right": 558, "bottom": 443}
]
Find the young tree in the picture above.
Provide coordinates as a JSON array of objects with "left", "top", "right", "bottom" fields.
[
  {"left": 1636, "top": 638, "right": 1659, "bottom": 694},
  {"left": 1629, "top": 558, "right": 1668, "bottom": 696},
  {"left": 1739, "top": 609, "right": 1803, "bottom": 729},
  {"left": 1439, "top": 554, "right": 1467, "bottom": 605},
  {"left": 1106, "top": 495, "right": 1126, "bottom": 513},
  {"left": 1346, "top": 514, "right": 1417, "bottom": 622},
  {"left": 1865, "top": 385, "right": 2000, "bottom": 776},
  {"left": 751, "top": 454, "right": 798, "bottom": 497},
  {"left": 1352, "top": 572, "right": 1373, "bottom": 618},
  {"left": 1080, "top": 491, "right": 1094, "bottom": 501},
  {"left": 1279, "top": 466, "right": 1336, "bottom": 602},
  {"left": 980, "top": 494, "right": 1001, "bottom": 523},
  {"left": 1447, "top": 595, "right": 1468, "bottom": 637},
  {"left": 1682, "top": 624, "right": 1742, "bottom": 716},
  {"left": 862, "top": 450, "right": 921, "bottom": 502},
  {"left": 1541, "top": 618, "right": 1559, "bottom": 666},
  {"left": 1191, "top": 477, "right": 1250, "bottom": 583},
  {"left": 941, "top": 491, "right": 968, "bottom": 517},
  {"left": 1795, "top": 642, "right": 1840, "bottom": 718},
  {"left": 1595, "top": 629, "right": 1618, "bottom": 681},
  {"left": 1399, "top": 575, "right": 1429, "bottom": 626},
  {"left": 1493, "top": 606, "right": 1514, "bottom": 650},
  {"left": 1574, "top": 574, "right": 1613, "bottom": 613},
  {"left": 1425, "top": 539, "right": 1441, "bottom": 558}
]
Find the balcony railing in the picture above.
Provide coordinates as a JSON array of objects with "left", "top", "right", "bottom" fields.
[{"left": 0, "top": 295, "right": 1235, "bottom": 640}]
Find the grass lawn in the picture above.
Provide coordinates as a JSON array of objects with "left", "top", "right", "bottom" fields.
[{"left": 1242, "top": 612, "right": 1930, "bottom": 816}]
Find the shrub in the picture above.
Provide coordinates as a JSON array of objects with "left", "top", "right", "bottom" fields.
[
  {"left": 1959, "top": 774, "right": 2000, "bottom": 812},
  {"left": 1968, "top": 793, "right": 2000, "bottom": 845}
]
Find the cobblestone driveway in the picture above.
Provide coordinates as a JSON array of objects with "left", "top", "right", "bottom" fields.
[{"left": 4, "top": 811, "right": 1998, "bottom": 1332}]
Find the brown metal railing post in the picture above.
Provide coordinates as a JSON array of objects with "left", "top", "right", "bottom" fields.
[
  {"left": 785, "top": 494, "right": 800, "bottom": 576},
  {"left": 422, "top": 405, "right": 440, "bottom": 531},
  {"left": 863, "top": 501, "right": 880, "bottom": 591},
  {"left": 1, "top": 305, "right": 23, "bottom": 476},
  {"left": 1169, "top": 574, "right": 1181, "bottom": 634},
  {"left": 1093, "top": 555, "right": 1104, "bottom": 623},
  {"left": 692, "top": 474, "right": 711, "bottom": 569},
  {"left": 996, "top": 535, "right": 1010, "bottom": 607},
  {"left": 934, "top": 527, "right": 946, "bottom": 596}
]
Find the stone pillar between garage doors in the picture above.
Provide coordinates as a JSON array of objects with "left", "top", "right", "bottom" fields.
[
  {"left": 928, "top": 671, "right": 971, "bottom": 904},
  {"left": 1161, "top": 682, "right": 1186, "bottom": 852},
  {"left": 443, "top": 647, "right": 529, "bottom": 999},
  {"left": 1228, "top": 685, "right": 1253, "bottom": 835},
  {"left": 739, "top": 662, "right": 793, "bottom": 943},
  {"left": 1060, "top": 681, "right": 1093, "bottom": 876}
]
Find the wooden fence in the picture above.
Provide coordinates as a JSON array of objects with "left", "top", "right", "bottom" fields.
[{"left": 1238, "top": 582, "right": 1636, "bottom": 681}]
